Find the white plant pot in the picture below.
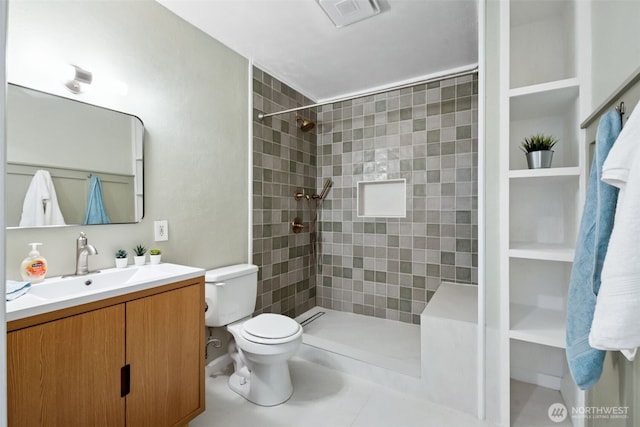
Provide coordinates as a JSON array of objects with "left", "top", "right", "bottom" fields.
[
  {"left": 115, "top": 258, "right": 128, "bottom": 268},
  {"left": 150, "top": 254, "right": 161, "bottom": 265},
  {"left": 134, "top": 255, "right": 146, "bottom": 266}
]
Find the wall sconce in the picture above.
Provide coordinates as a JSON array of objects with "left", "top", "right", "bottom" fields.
[
  {"left": 62, "top": 63, "right": 128, "bottom": 96},
  {"left": 64, "top": 64, "right": 93, "bottom": 94}
]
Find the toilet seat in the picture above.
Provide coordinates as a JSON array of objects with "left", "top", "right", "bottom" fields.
[{"left": 240, "top": 313, "right": 302, "bottom": 345}]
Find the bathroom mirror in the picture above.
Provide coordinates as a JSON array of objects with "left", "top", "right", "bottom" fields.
[{"left": 6, "top": 83, "right": 144, "bottom": 228}]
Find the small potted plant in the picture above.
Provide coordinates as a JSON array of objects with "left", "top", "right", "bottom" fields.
[
  {"left": 133, "top": 244, "right": 147, "bottom": 266},
  {"left": 115, "top": 249, "right": 128, "bottom": 268},
  {"left": 149, "top": 248, "right": 162, "bottom": 265},
  {"left": 520, "top": 134, "right": 558, "bottom": 169}
]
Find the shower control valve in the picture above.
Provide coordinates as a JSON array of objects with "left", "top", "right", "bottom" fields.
[{"left": 291, "top": 218, "right": 305, "bottom": 234}]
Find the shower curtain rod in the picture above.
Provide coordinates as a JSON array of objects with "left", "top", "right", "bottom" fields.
[{"left": 257, "top": 66, "right": 479, "bottom": 120}]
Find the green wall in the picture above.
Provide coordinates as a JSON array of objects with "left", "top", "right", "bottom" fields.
[{"left": 5, "top": 0, "right": 249, "bottom": 278}]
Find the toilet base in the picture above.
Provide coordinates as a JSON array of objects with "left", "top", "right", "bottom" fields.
[{"left": 228, "top": 360, "right": 294, "bottom": 406}]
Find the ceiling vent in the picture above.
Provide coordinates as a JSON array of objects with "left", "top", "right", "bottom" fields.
[{"left": 317, "top": 0, "right": 381, "bottom": 28}]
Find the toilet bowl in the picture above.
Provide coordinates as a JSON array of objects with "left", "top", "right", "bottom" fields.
[
  {"left": 204, "top": 264, "right": 303, "bottom": 406},
  {"left": 226, "top": 313, "right": 302, "bottom": 406}
]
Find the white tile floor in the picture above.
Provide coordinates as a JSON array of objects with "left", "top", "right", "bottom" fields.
[{"left": 191, "top": 357, "right": 497, "bottom": 427}]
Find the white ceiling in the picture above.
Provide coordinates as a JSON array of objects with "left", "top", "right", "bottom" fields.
[{"left": 157, "top": 0, "right": 478, "bottom": 102}]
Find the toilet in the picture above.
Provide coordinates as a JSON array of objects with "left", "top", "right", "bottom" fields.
[{"left": 204, "top": 264, "right": 302, "bottom": 406}]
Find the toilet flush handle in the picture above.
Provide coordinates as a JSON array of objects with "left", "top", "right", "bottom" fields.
[{"left": 204, "top": 282, "right": 225, "bottom": 312}]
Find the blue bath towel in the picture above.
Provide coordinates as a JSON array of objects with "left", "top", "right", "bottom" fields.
[
  {"left": 84, "top": 175, "right": 111, "bottom": 225},
  {"left": 566, "top": 110, "right": 621, "bottom": 389}
]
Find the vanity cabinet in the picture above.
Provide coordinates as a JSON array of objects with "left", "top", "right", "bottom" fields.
[
  {"left": 7, "top": 277, "right": 205, "bottom": 427},
  {"left": 8, "top": 304, "right": 126, "bottom": 426}
]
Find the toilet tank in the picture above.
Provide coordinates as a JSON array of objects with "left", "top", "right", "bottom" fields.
[{"left": 204, "top": 264, "right": 259, "bottom": 327}]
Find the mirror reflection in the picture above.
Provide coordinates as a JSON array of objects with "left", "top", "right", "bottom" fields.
[{"left": 6, "top": 84, "right": 144, "bottom": 228}]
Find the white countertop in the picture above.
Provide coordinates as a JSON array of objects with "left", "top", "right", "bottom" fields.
[{"left": 6, "top": 262, "right": 204, "bottom": 322}]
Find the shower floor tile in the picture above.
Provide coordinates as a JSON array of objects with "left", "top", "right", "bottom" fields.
[{"left": 295, "top": 307, "right": 421, "bottom": 376}]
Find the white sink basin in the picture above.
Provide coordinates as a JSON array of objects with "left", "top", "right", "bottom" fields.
[
  {"left": 6, "top": 263, "right": 205, "bottom": 322},
  {"left": 28, "top": 268, "right": 139, "bottom": 300}
]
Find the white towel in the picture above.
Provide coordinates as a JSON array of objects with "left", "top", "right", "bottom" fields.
[
  {"left": 6, "top": 280, "right": 31, "bottom": 301},
  {"left": 19, "top": 170, "right": 66, "bottom": 227},
  {"left": 589, "top": 100, "right": 640, "bottom": 361},
  {"left": 600, "top": 100, "right": 640, "bottom": 187}
]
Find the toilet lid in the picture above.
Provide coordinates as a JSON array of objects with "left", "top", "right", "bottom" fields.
[{"left": 242, "top": 313, "right": 301, "bottom": 340}]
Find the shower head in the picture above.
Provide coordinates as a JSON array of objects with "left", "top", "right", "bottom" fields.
[
  {"left": 318, "top": 178, "right": 333, "bottom": 200},
  {"left": 295, "top": 115, "right": 315, "bottom": 132}
]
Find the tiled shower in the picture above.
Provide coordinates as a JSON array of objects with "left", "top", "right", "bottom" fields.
[
  {"left": 253, "top": 66, "right": 478, "bottom": 324},
  {"left": 252, "top": 67, "right": 318, "bottom": 318}
]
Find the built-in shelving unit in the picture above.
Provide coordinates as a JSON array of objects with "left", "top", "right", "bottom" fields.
[{"left": 500, "top": 0, "right": 588, "bottom": 425}]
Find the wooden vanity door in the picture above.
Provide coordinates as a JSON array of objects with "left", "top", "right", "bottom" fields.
[
  {"left": 7, "top": 304, "right": 126, "bottom": 427},
  {"left": 125, "top": 283, "right": 205, "bottom": 427}
]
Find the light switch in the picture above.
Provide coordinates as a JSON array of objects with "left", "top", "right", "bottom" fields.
[{"left": 154, "top": 220, "right": 168, "bottom": 241}]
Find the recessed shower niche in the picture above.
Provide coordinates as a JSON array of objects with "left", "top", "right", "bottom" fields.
[{"left": 356, "top": 179, "right": 406, "bottom": 218}]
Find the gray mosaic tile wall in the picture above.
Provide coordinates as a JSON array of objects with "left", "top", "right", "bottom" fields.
[
  {"left": 252, "top": 67, "right": 318, "bottom": 318},
  {"left": 316, "top": 74, "right": 479, "bottom": 324}
]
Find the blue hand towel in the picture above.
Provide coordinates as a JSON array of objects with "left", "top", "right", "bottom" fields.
[
  {"left": 84, "top": 175, "right": 111, "bottom": 225},
  {"left": 6, "top": 280, "right": 31, "bottom": 301},
  {"left": 566, "top": 109, "right": 621, "bottom": 389}
]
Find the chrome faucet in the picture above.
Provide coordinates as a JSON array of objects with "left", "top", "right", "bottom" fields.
[{"left": 75, "top": 232, "right": 98, "bottom": 275}]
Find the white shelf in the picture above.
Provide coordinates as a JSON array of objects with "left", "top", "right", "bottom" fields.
[
  {"left": 509, "top": 166, "right": 580, "bottom": 179},
  {"left": 510, "top": 303, "right": 566, "bottom": 348},
  {"left": 509, "top": 243, "right": 574, "bottom": 262},
  {"left": 510, "top": 80, "right": 579, "bottom": 120},
  {"left": 510, "top": 77, "right": 579, "bottom": 99}
]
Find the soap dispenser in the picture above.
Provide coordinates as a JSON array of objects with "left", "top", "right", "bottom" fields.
[{"left": 20, "top": 242, "right": 48, "bottom": 283}]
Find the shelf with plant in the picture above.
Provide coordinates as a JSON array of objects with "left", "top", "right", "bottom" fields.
[
  {"left": 509, "top": 166, "right": 580, "bottom": 179},
  {"left": 509, "top": 86, "right": 579, "bottom": 171}
]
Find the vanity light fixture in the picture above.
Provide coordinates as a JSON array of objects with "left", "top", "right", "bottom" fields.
[{"left": 64, "top": 64, "right": 93, "bottom": 94}]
